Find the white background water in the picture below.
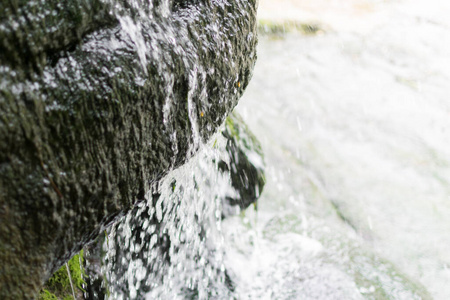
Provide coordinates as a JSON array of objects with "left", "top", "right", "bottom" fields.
[{"left": 225, "top": 0, "right": 450, "bottom": 299}]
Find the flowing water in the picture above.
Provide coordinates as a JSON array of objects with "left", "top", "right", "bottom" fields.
[
  {"left": 102, "top": 138, "right": 232, "bottom": 299},
  {"left": 86, "top": 0, "right": 450, "bottom": 299}
]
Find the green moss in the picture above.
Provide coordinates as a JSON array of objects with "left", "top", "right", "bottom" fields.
[
  {"left": 258, "top": 19, "right": 324, "bottom": 36},
  {"left": 39, "top": 250, "right": 86, "bottom": 300},
  {"left": 224, "top": 112, "right": 263, "bottom": 153},
  {"left": 39, "top": 289, "right": 58, "bottom": 300},
  {"left": 225, "top": 116, "right": 239, "bottom": 140}
]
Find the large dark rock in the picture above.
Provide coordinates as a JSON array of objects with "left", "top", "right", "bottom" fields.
[{"left": 0, "top": 0, "right": 258, "bottom": 298}]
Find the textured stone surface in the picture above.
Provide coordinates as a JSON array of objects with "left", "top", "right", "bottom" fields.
[
  {"left": 0, "top": 0, "right": 257, "bottom": 298},
  {"left": 86, "top": 112, "right": 266, "bottom": 299}
]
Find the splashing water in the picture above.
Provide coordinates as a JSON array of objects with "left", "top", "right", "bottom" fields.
[{"left": 101, "top": 134, "right": 236, "bottom": 299}]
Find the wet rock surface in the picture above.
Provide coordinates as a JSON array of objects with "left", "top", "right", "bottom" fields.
[
  {"left": 82, "top": 112, "right": 265, "bottom": 299},
  {"left": 0, "top": 0, "right": 257, "bottom": 298},
  {"left": 219, "top": 112, "right": 265, "bottom": 217}
]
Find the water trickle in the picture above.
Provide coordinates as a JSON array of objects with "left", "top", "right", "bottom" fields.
[
  {"left": 118, "top": 15, "right": 149, "bottom": 73},
  {"left": 187, "top": 68, "right": 202, "bottom": 156},
  {"left": 102, "top": 136, "right": 233, "bottom": 299}
]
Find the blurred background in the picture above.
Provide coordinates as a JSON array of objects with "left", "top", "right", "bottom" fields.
[{"left": 224, "top": 0, "right": 450, "bottom": 299}]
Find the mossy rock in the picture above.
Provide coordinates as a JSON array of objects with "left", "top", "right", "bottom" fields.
[
  {"left": 220, "top": 112, "right": 266, "bottom": 217},
  {"left": 258, "top": 19, "right": 324, "bottom": 36},
  {"left": 39, "top": 250, "right": 85, "bottom": 300}
]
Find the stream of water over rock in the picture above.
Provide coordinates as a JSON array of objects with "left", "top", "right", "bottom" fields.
[
  {"left": 102, "top": 0, "right": 450, "bottom": 299},
  {"left": 96, "top": 0, "right": 449, "bottom": 297},
  {"left": 6, "top": 0, "right": 446, "bottom": 298}
]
